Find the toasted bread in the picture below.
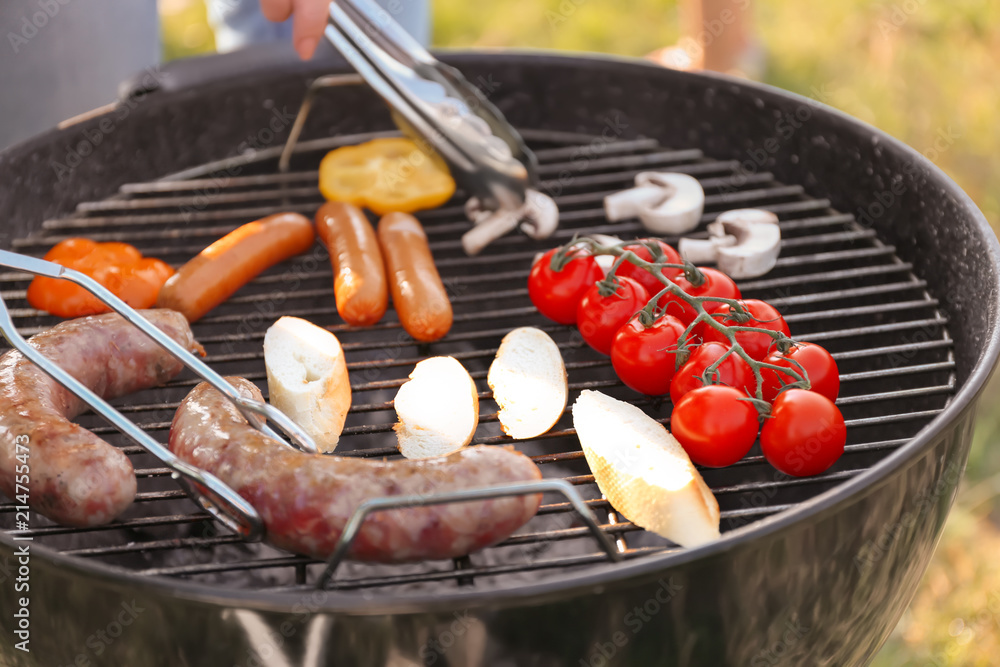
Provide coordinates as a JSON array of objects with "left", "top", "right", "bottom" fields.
[{"left": 572, "top": 390, "right": 720, "bottom": 547}]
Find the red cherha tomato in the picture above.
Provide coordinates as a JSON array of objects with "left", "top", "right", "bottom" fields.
[
  {"left": 671, "top": 385, "right": 760, "bottom": 467},
  {"left": 659, "top": 267, "right": 741, "bottom": 325},
  {"left": 611, "top": 314, "right": 686, "bottom": 395},
  {"left": 616, "top": 240, "right": 683, "bottom": 298},
  {"left": 670, "top": 341, "right": 755, "bottom": 404},
  {"left": 576, "top": 276, "right": 650, "bottom": 355},
  {"left": 760, "top": 389, "right": 845, "bottom": 476},
  {"left": 762, "top": 342, "right": 840, "bottom": 402},
  {"left": 698, "top": 299, "right": 790, "bottom": 361},
  {"left": 528, "top": 247, "right": 604, "bottom": 325}
]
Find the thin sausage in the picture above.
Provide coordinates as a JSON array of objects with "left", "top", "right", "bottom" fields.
[
  {"left": 169, "top": 377, "right": 542, "bottom": 563},
  {"left": 156, "top": 212, "right": 315, "bottom": 322},
  {"left": 378, "top": 212, "right": 452, "bottom": 342},
  {"left": 315, "top": 202, "right": 388, "bottom": 326},
  {"left": 0, "top": 310, "right": 204, "bottom": 527}
]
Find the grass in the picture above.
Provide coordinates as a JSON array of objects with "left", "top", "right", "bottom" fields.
[{"left": 160, "top": 1, "right": 1000, "bottom": 663}]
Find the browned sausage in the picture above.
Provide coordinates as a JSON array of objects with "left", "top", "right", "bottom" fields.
[
  {"left": 0, "top": 310, "right": 204, "bottom": 527},
  {"left": 169, "top": 377, "right": 542, "bottom": 562},
  {"left": 377, "top": 212, "right": 452, "bottom": 342},
  {"left": 315, "top": 202, "right": 388, "bottom": 326},
  {"left": 156, "top": 212, "right": 315, "bottom": 322}
]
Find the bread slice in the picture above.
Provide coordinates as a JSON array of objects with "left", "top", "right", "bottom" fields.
[
  {"left": 394, "top": 356, "right": 479, "bottom": 459},
  {"left": 488, "top": 327, "right": 567, "bottom": 439},
  {"left": 572, "top": 390, "right": 720, "bottom": 547},
  {"left": 263, "top": 316, "right": 351, "bottom": 452}
]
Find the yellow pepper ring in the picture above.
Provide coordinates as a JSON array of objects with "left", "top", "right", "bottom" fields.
[{"left": 318, "top": 137, "right": 457, "bottom": 215}]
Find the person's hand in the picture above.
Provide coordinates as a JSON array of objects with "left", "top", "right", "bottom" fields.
[{"left": 260, "top": 0, "right": 331, "bottom": 60}]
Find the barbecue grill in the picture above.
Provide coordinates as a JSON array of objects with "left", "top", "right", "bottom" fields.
[{"left": 1, "top": 49, "right": 997, "bottom": 666}]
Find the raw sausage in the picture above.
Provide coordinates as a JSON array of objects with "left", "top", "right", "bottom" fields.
[
  {"left": 315, "top": 202, "right": 388, "bottom": 326},
  {"left": 378, "top": 212, "right": 452, "bottom": 342},
  {"left": 156, "top": 212, "right": 315, "bottom": 322},
  {"left": 169, "top": 377, "right": 542, "bottom": 562},
  {"left": 0, "top": 310, "right": 204, "bottom": 527}
]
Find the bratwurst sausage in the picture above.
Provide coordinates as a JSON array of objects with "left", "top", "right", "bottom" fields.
[
  {"left": 169, "top": 377, "right": 542, "bottom": 562},
  {"left": 156, "top": 212, "right": 315, "bottom": 322},
  {"left": 315, "top": 202, "right": 388, "bottom": 326},
  {"left": 378, "top": 212, "right": 453, "bottom": 342},
  {"left": 0, "top": 310, "right": 204, "bottom": 526}
]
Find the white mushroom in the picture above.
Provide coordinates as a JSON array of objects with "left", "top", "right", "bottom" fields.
[
  {"left": 462, "top": 189, "right": 559, "bottom": 255},
  {"left": 518, "top": 190, "right": 559, "bottom": 240},
  {"left": 678, "top": 234, "right": 738, "bottom": 264},
  {"left": 604, "top": 184, "right": 664, "bottom": 221},
  {"left": 678, "top": 209, "right": 780, "bottom": 278},
  {"left": 603, "top": 172, "right": 705, "bottom": 234},
  {"left": 462, "top": 208, "right": 521, "bottom": 256}
]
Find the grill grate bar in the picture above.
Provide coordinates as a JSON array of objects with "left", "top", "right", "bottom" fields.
[
  {"left": 146, "top": 333, "right": 954, "bottom": 393},
  {"left": 107, "top": 358, "right": 956, "bottom": 421},
  {"left": 801, "top": 318, "right": 946, "bottom": 343},
  {"left": 138, "top": 548, "right": 663, "bottom": 582},
  {"left": 70, "top": 150, "right": 714, "bottom": 215},
  {"left": 107, "top": 140, "right": 669, "bottom": 195},
  {"left": 74, "top": 400, "right": 945, "bottom": 439},
  {"left": 23, "top": 197, "right": 839, "bottom": 257},
  {"left": 782, "top": 299, "right": 939, "bottom": 324},
  {"left": 534, "top": 148, "right": 705, "bottom": 176},
  {"left": 36, "top": 177, "right": 795, "bottom": 235}
]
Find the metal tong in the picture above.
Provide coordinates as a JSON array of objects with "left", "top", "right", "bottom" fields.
[
  {"left": 322, "top": 0, "right": 559, "bottom": 253},
  {"left": 0, "top": 248, "right": 320, "bottom": 541}
]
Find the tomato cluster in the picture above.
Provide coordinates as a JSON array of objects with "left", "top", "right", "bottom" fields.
[{"left": 528, "top": 239, "right": 847, "bottom": 478}]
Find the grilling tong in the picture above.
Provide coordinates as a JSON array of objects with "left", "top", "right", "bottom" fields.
[{"left": 280, "top": 0, "right": 560, "bottom": 254}]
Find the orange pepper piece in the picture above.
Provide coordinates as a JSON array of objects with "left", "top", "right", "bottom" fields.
[
  {"left": 26, "top": 239, "right": 175, "bottom": 318},
  {"left": 318, "top": 137, "right": 456, "bottom": 215}
]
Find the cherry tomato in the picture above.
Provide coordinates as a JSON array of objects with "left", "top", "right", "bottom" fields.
[
  {"left": 760, "top": 389, "right": 845, "bottom": 476},
  {"left": 671, "top": 385, "right": 759, "bottom": 467},
  {"left": 576, "top": 276, "right": 650, "bottom": 355},
  {"left": 659, "top": 267, "right": 741, "bottom": 325},
  {"left": 698, "top": 299, "right": 790, "bottom": 361},
  {"left": 611, "top": 314, "right": 686, "bottom": 395},
  {"left": 616, "top": 240, "right": 683, "bottom": 298},
  {"left": 670, "top": 341, "right": 755, "bottom": 404},
  {"left": 528, "top": 247, "right": 604, "bottom": 325},
  {"left": 762, "top": 342, "right": 840, "bottom": 402}
]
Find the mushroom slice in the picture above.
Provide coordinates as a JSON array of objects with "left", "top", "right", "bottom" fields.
[
  {"left": 678, "top": 234, "right": 738, "bottom": 264},
  {"left": 462, "top": 190, "right": 559, "bottom": 255},
  {"left": 603, "top": 172, "right": 705, "bottom": 234},
  {"left": 703, "top": 209, "right": 781, "bottom": 278}
]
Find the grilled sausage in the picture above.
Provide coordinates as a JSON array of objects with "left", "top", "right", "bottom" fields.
[
  {"left": 378, "top": 212, "right": 452, "bottom": 342},
  {"left": 169, "top": 377, "right": 542, "bottom": 562},
  {"left": 156, "top": 212, "right": 315, "bottom": 322},
  {"left": 0, "top": 310, "right": 204, "bottom": 527},
  {"left": 315, "top": 202, "right": 388, "bottom": 326}
]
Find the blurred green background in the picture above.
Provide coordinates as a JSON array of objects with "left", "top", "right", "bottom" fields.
[{"left": 161, "top": 0, "right": 1000, "bottom": 663}]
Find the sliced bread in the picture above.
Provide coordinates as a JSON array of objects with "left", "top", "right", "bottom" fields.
[
  {"left": 394, "top": 356, "right": 479, "bottom": 459},
  {"left": 264, "top": 316, "right": 351, "bottom": 452},
  {"left": 488, "top": 327, "right": 567, "bottom": 439},
  {"left": 572, "top": 389, "right": 720, "bottom": 547}
]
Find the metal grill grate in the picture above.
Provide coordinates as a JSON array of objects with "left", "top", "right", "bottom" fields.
[{"left": 0, "top": 128, "right": 956, "bottom": 594}]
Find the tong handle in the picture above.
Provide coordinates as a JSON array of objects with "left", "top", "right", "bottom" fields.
[{"left": 0, "top": 289, "right": 263, "bottom": 540}]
